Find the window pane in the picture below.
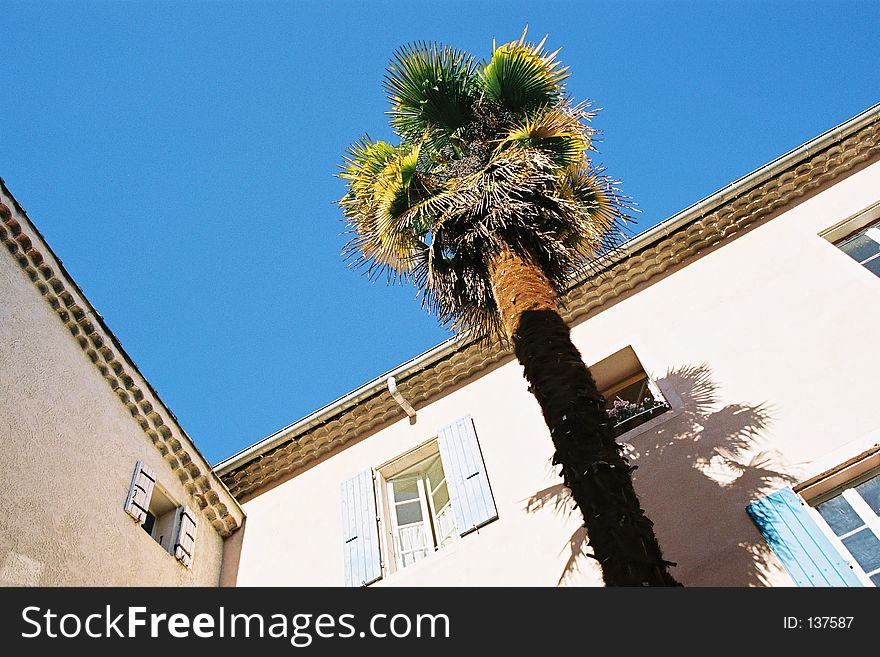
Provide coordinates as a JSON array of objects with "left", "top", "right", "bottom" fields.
[
  {"left": 840, "top": 528, "right": 880, "bottom": 574},
  {"left": 432, "top": 479, "right": 450, "bottom": 510},
  {"left": 871, "top": 572, "right": 880, "bottom": 587},
  {"left": 864, "top": 256, "right": 880, "bottom": 278},
  {"left": 395, "top": 499, "right": 423, "bottom": 526},
  {"left": 392, "top": 478, "right": 419, "bottom": 503},
  {"left": 855, "top": 475, "right": 880, "bottom": 515},
  {"left": 816, "top": 495, "right": 863, "bottom": 536},
  {"left": 839, "top": 232, "right": 880, "bottom": 263},
  {"left": 425, "top": 457, "right": 444, "bottom": 487}
]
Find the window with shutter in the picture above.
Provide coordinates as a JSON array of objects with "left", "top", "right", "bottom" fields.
[
  {"left": 811, "top": 470, "right": 880, "bottom": 586},
  {"left": 365, "top": 416, "right": 497, "bottom": 579},
  {"left": 384, "top": 452, "right": 458, "bottom": 570},
  {"left": 124, "top": 461, "right": 193, "bottom": 564},
  {"left": 747, "top": 486, "right": 865, "bottom": 586}
]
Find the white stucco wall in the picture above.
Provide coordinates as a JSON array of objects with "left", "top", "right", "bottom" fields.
[
  {"left": 231, "top": 159, "right": 880, "bottom": 587},
  {"left": 0, "top": 215, "right": 226, "bottom": 586}
]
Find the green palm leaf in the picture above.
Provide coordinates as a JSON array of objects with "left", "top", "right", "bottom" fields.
[
  {"left": 500, "top": 106, "right": 593, "bottom": 167},
  {"left": 479, "top": 29, "right": 569, "bottom": 113},
  {"left": 340, "top": 139, "right": 429, "bottom": 276},
  {"left": 384, "top": 42, "right": 478, "bottom": 144}
]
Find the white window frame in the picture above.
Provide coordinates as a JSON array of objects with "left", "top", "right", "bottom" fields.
[
  {"left": 424, "top": 459, "right": 457, "bottom": 549},
  {"left": 821, "top": 200, "right": 880, "bottom": 279},
  {"left": 375, "top": 442, "right": 458, "bottom": 575},
  {"left": 821, "top": 200, "right": 880, "bottom": 243},
  {"left": 386, "top": 473, "right": 433, "bottom": 569},
  {"left": 802, "top": 460, "right": 880, "bottom": 588},
  {"left": 837, "top": 223, "right": 880, "bottom": 270}
]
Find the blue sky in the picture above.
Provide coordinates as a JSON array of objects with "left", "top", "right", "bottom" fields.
[{"left": 2, "top": 1, "right": 878, "bottom": 465}]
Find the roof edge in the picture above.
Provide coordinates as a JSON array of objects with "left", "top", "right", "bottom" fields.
[{"left": 0, "top": 178, "right": 245, "bottom": 536}]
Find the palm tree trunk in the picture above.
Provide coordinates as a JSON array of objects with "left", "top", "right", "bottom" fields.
[{"left": 489, "top": 244, "right": 680, "bottom": 586}]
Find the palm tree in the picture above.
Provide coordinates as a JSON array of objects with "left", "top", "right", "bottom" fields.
[{"left": 338, "top": 29, "right": 680, "bottom": 586}]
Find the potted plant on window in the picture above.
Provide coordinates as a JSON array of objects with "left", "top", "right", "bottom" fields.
[{"left": 607, "top": 396, "right": 670, "bottom": 438}]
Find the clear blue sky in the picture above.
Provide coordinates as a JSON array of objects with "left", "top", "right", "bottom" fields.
[{"left": 3, "top": 1, "right": 878, "bottom": 464}]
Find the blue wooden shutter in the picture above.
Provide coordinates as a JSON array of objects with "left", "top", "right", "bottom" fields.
[
  {"left": 341, "top": 469, "right": 382, "bottom": 587},
  {"left": 747, "top": 486, "right": 864, "bottom": 587},
  {"left": 438, "top": 416, "right": 498, "bottom": 536}
]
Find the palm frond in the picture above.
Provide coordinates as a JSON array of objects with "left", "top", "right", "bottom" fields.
[
  {"left": 499, "top": 105, "right": 593, "bottom": 168},
  {"left": 339, "top": 138, "right": 430, "bottom": 277},
  {"left": 384, "top": 42, "right": 478, "bottom": 144},
  {"left": 555, "top": 168, "right": 631, "bottom": 261},
  {"left": 478, "top": 29, "right": 569, "bottom": 113}
]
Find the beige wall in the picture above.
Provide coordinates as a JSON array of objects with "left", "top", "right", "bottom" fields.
[
  {"left": 231, "top": 159, "right": 880, "bottom": 587},
  {"left": 0, "top": 214, "right": 226, "bottom": 586}
]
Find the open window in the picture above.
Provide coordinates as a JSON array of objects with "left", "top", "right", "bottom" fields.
[
  {"left": 123, "top": 461, "right": 198, "bottom": 568},
  {"left": 141, "top": 482, "right": 178, "bottom": 553},
  {"left": 591, "top": 346, "right": 671, "bottom": 438},
  {"left": 340, "top": 416, "right": 497, "bottom": 585},
  {"left": 381, "top": 443, "right": 458, "bottom": 570}
]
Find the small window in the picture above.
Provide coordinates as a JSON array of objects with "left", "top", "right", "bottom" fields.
[
  {"left": 836, "top": 221, "right": 880, "bottom": 278},
  {"left": 124, "top": 461, "right": 198, "bottom": 567},
  {"left": 141, "top": 484, "right": 178, "bottom": 552},
  {"left": 590, "top": 346, "right": 671, "bottom": 438},
  {"left": 812, "top": 469, "right": 880, "bottom": 587},
  {"left": 384, "top": 446, "right": 457, "bottom": 570}
]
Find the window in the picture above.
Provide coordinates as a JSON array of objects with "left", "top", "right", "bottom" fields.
[
  {"left": 836, "top": 220, "right": 880, "bottom": 278},
  {"left": 123, "top": 461, "right": 198, "bottom": 568},
  {"left": 340, "top": 416, "right": 497, "bottom": 586},
  {"left": 385, "top": 448, "right": 457, "bottom": 569},
  {"left": 749, "top": 447, "right": 880, "bottom": 587},
  {"left": 591, "top": 346, "right": 671, "bottom": 438},
  {"left": 141, "top": 483, "right": 178, "bottom": 553},
  {"left": 813, "top": 470, "right": 880, "bottom": 587}
]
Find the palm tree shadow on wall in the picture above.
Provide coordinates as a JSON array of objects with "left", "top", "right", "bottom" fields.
[{"left": 526, "top": 364, "right": 794, "bottom": 586}]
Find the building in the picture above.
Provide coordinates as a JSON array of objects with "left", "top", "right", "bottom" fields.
[
  {"left": 0, "top": 182, "right": 244, "bottom": 586},
  {"left": 2, "top": 104, "right": 879, "bottom": 588},
  {"left": 217, "top": 104, "right": 880, "bottom": 587}
]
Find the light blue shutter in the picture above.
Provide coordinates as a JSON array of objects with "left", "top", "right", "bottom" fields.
[
  {"left": 341, "top": 469, "right": 382, "bottom": 587},
  {"left": 438, "top": 416, "right": 498, "bottom": 536},
  {"left": 747, "top": 486, "right": 864, "bottom": 587},
  {"left": 124, "top": 461, "right": 155, "bottom": 523},
  {"left": 173, "top": 506, "right": 198, "bottom": 568}
]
